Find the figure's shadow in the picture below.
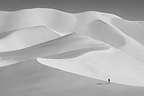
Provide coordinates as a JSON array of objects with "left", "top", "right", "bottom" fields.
[{"left": 96, "top": 82, "right": 110, "bottom": 85}]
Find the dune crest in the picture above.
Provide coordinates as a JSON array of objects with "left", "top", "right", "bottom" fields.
[{"left": 0, "top": 8, "right": 143, "bottom": 87}]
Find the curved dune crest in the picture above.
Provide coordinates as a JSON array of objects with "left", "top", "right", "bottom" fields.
[
  {"left": 0, "top": 8, "right": 143, "bottom": 87},
  {"left": 0, "top": 33, "right": 109, "bottom": 67}
]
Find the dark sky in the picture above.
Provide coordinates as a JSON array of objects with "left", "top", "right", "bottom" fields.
[{"left": 0, "top": 0, "right": 144, "bottom": 20}]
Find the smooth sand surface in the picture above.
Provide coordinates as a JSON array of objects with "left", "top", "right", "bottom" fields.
[
  {"left": 0, "top": 60, "right": 144, "bottom": 96},
  {"left": 0, "top": 8, "right": 143, "bottom": 89}
]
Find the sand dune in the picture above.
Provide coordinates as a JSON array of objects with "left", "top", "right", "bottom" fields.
[
  {"left": 0, "top": 60, "right": 144, "bottom": 96},
  {"left": 0, "top": 32, "right": 108, "bottom": 67},
  {"left": 0, "top": 8, "right": 143, "bottom": 88}
]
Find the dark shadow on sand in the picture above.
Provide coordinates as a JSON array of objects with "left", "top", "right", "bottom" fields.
[{"left": 96, "top": 82, "right": 111, "bottom": 85}]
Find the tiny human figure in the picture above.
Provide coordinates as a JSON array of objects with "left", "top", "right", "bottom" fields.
[{"left": 108, "top": 78, "right": 110, "bottom": 84}]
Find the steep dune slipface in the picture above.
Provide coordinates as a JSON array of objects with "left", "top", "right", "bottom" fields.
[
  {"left": 111, "top": 18, "right": 144, "bottom": 62},
  {"left": 74, "top": 12, "right": 144, "bottom": 63},
  {"left": 0, "top": 8, "right": 143, "bottom": 87},
  {"left": 74, "top": 19, "right": 126, "bottom": 48},
  {"left": 111, "top": 18, "right": 144, "bottom": 45}
]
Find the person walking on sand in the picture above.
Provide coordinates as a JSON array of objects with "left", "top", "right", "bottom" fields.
[{"left": 108, "top": 78, "right": 110, "bottom": 84}]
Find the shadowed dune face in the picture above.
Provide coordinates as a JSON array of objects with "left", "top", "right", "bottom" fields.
[
  {"left": 75, "top": 20, "right": 126, "bottom": 48},
  {"left": 112, "top": 18, "right": 144, "bottom": 45},
  {"left": 88, "top": 20, "right": 126, "bottom": 48},
  {"left": 0, "top": 8, "right": 144, "bottom": 88},
  {"left": 46, "top": 48, "right": 103, "bottom": 59}
]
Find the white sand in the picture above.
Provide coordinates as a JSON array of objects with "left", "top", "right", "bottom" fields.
[{"left": 0, "top": 8, "right": 143, "bottom": 88}]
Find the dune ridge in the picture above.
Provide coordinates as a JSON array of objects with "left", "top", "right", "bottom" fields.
[{"left": 0, "top": 8, "right": 143, "bottom": 87}]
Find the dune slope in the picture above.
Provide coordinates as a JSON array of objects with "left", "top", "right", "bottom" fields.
[
  {"left": 0, "top": 8, "right": 143, "bottom": 87},
  {"left": 0, "top": 60, "right": 144, "bottom": 96}
]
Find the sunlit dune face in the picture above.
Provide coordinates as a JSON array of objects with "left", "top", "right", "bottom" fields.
[
  {"left": 0, "top": 9, "right": 76, "bottom": 35},
  {"left": 1, "top": 60, "right": 144, "bottom": 96},
  {"left": 0, "top": 26, "right": 61, "bottom": 52}
]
